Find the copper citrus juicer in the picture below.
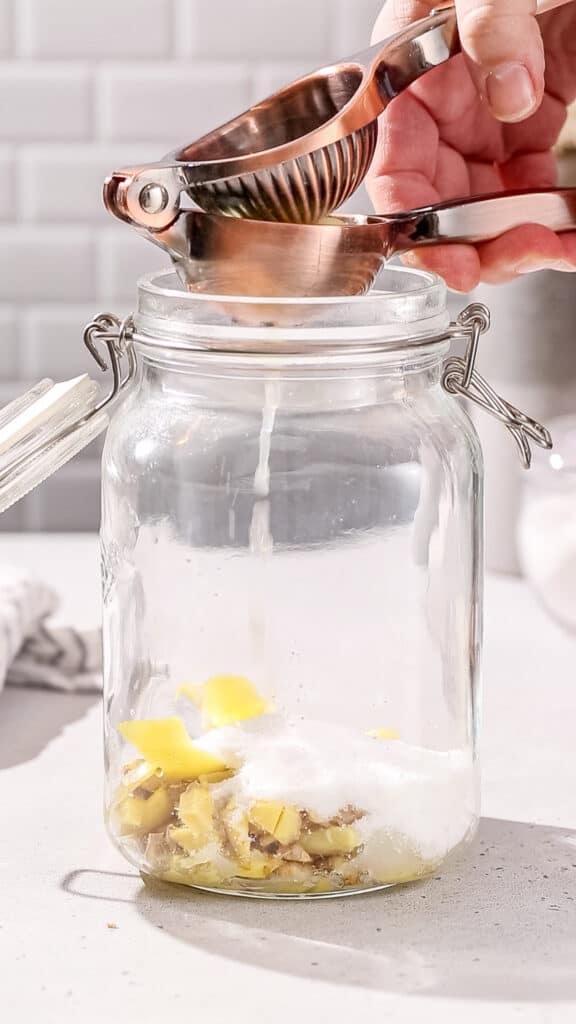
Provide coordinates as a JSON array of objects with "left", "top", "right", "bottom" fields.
[
  {"left": 105, "top": 3, "right": 461, "bottom": 227},
  {"left": 0, "top": 0, "right": 568, "bottom": 517},
  {"left": 130, "top": 191, "right": 576, "bottom": 300},
  {"left": 104, "top": 0, "right": 576, "bottom": 298}
]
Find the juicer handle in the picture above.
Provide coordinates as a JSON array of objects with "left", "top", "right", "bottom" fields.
[
  {"left": 536, "top": 0, "right": 573, "bottom": 11},
  {"left": 386, "top": 187, "right": 576, "bottom": 252},
  {"left": 431, "top": 1, "right": 570, "bottom": 19},
  {"left": 366, "top": 0, "right": 572, "bottom": 99}
]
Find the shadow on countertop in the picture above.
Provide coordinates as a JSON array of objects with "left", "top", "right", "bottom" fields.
[
  {"left": 63, "top": 817, "right": 576, "bottom": 1003},
  {"left": 0, "top": 686, "right": 100, "bottom": 769}
]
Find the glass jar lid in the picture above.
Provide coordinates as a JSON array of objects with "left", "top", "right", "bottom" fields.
[{"left": 134, "top": 267, "right": 451, "bottom": 354}]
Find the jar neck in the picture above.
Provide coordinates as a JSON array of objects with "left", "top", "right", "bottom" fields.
[{"left": 135, "top": 342, "right": 450, "bottom": 411}]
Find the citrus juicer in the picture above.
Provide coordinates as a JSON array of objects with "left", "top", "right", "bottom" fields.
[
  {"left": 136, "top": 189, "right": 576, "bottom": 299},
  {"left": 102, "top": 0, "right": 576, "bottom": 300},
  {"left": 0, "top": 0, "right": 571, "bottom": 515},
  {"left": 104, "top": 3, "right": 461, "bottom": 228},
  {"left": 104, "top": 0, "right": 571, "bottom": 229}
]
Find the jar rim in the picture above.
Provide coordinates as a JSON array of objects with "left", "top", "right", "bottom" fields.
[{"left": 134, "top": 267, "right": 451, "bottom": 354}]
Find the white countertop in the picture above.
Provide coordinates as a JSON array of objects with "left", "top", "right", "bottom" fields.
[{"left": 0, "top": 534, "right": 575, "bottom": 1024}]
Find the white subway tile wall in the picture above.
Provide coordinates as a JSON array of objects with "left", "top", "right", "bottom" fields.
[
  {"left": 0, "top": 145, "right": 15, "bottom": 218},
  {"left": 0, "top": 1, "right": 11, "bottom": 57},
  {"left": 17, "top": 0, "right": 174, "bottom": 59},
  {"left": 0, "top": 307, "right": 18, "bottom": 377},
  {"left": 0, "top": 0, "right": 382, "bottom": 531}
]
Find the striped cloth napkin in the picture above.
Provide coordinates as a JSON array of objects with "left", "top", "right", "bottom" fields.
[{"left": 0, "top": 566, "right": 101, "bottom": 693}]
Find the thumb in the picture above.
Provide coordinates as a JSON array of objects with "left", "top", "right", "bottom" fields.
[{"left": 456, "top": 0, "right": 545, "bottom": 123}]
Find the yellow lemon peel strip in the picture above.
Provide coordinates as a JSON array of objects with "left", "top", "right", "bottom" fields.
[
  {"left": 180, "top": 674, "right": 268, "bottom": 729},
  {"left": 118, "top": 717, "right": 228, "bottom": 779},
  {"left": 367, "top": 727, "right": 400, "bottom": 740}
]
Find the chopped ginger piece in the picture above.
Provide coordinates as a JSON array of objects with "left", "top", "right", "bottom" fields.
[
  {"left": 249, "top": 800, "right": 283, "bottom": 835},
  {"left": 198, "top": 769, "right": 235, "bottom": 784},
  {"left": 162, "top": 859, "right": 229, "bottom": 888},
  {"left": 235, "top": 851, "right": 279, "bottom": 879},
  {"left": 118, "top": 718, "right": 228, "bottom": 780},
  {"left": 181, "top": 674, "right": 268, "bottom": 729},
  {"left": 275, "top": 806, "right": 301, "bottom": 845},
  {"left": 186, "top": 863, "right": 230, "bottom": 887},
  {"left": 301, "top": 826, "right": 361, "bottom": 857},
  {"left": 118, "top": 759, "right": 160, "bottom": 797},
  {"left": 309, "top": 878, "right": 335, "bottom": 893},
  {"left": 222, "top": 800, "right": 251, "bottom": 863},
  {"left": 117, "top": 787, "right": 173, "bottom": 836},
  {"left": 249, "top": 800, "right": 301, "bottom": 845},
  {"left": 169, "top": 826, "right": 208, "bottom": 853},
  {"left": 264, "top": 875, "right": 331, "bottom": 894},
  {"left": 177, "top": 783, "right": 213, "bottom": 846},
  {"left": 375, "top": 861, "right": 430, "bottom": 884},
  {"left": 281, "top": 843, "right": 311, "bottom": 864},
  {"left": 367, "top": 727, "right": 400, "bottom": 740}
]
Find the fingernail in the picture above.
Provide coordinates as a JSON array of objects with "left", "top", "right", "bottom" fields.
[
  {"left": 515, "top": 258, "right": 550, "bottom": 275},
  {"left": 485, "top": 63, "right": 537, "bottom": 123},
  {"left": 552, "top": 260, "right": 576, "bottom": 273},
  {"left": 515, "top": 258, "right": 574, "bottom": 275}
]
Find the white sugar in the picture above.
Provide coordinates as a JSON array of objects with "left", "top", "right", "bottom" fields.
[{"left": 196, "top": 716, "right": 477, "bottom": 862}]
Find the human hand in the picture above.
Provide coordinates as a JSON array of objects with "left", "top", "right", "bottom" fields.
[{"left": 367, "top": 1, "right": 576, "bottom": 290}]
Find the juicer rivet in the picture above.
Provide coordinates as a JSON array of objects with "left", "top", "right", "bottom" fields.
[{"left": 139, "top": 183, "right": 169, "bottom": 215}]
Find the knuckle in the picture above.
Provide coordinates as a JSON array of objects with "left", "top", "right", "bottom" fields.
[{"left": 458, "top": 3, "right": 543, "bottom": 67}]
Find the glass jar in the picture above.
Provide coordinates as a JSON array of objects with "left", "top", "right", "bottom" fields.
[
  {"left": 100, "top": 266, "right": 484, "bottom": 898},
  {"left": 0, "top": 266, "right": 549, "bottom": 899}
]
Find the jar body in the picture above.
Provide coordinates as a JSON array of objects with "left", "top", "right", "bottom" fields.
[{"left": 102, "top": 280, "right": 483, "bottom": 897}]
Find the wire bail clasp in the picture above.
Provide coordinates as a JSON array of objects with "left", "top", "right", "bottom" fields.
[
  {"left": 443, "top": 302, "right": 553, "bottom": 469},
  {"left": 83, "top": 312, "right": 137, "bottom": 413}
]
